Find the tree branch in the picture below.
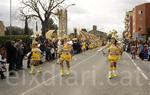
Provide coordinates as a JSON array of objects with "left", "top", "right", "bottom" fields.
[
  {"left": 21, "top": 0, "right": 44, "bottom": 22},
  {"left": 38, "top": 0, "right": 47, "bottom": 11},
  {"left": 48, "top": 0, "right": 54, "bottom": 11},
  {"left": 50, "top": 0, "right": 65, "bottom": 11}
]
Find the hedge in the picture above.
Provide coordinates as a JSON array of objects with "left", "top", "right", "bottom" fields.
[{"left": 0, "top": 35, "right": 32, "bottom": 45}]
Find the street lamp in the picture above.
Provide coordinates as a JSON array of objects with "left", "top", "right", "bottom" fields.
[
  {"left": 66, "top": 4, "right": 76, "bottom": 9},
  {"left": 10, "top": 0, "right": 12, "bottom": 35},
  {"left": 65, "top": 4, "right": 76, "bottom": 35}
]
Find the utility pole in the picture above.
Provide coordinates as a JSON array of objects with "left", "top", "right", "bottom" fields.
[
  {"left": 10, "top": 0, "right": 12, "bottom": 35},
  {"left": 65, "top": 4, "right": 75, "bottom": 35}
]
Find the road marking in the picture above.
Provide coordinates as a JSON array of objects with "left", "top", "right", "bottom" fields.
[
  {"left": 125, "top": 52, "right": 149, "bottom": 81},
  {"left": 20, "top": 50, "right": 99, "bottom": 95}
]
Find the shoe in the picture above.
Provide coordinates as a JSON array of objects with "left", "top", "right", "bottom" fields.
[
  {"left": 1, "top": 76, "right": 6, "bottom": 80},
  {"left": 37, "top": 66, "right": 42, "bottom": 73},
  {"left": 66, "top": 69, "right": 71, "bottom": 75},
  {"left": 37, "top": 70, "right": 42, "bottom": 73},
  {"left": 112, "top": 70, "right": 118, "bottom": 78},
  {"left": 108, "top": 71, "right": 113, "bottom": 79},
  {"left": 30, "top": 66, "right": 35, "bottom": 74},
  {"left": 1, "top": 74, "right": 6, "bottom": 80},
  {"left": 29, "top": 71, "right": 35, "bottom": 75},
  {"left": 60, "top": 69, "right": 65, "bottom": 76},
  {"left": 113, "top": 74, "right": 118, "bottom": 77},
  {"left": 108, "top": 74, "right": 113, "bottom": 79}
]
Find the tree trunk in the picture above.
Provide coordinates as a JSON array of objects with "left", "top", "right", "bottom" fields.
[
  {"left": 24, "top": 17, "right": 29, "bottom": 35},
  {"left": 41, "top": 20, "right": 48, "bottom": 37}
]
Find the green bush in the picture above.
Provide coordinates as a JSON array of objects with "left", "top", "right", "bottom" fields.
[{"left": 0, "top": 35, "right": 32, "bottom": 45}]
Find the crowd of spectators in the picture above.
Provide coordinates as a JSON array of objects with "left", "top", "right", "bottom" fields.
[
  {"left": 0, "top": 35, "right": 95, "bottom": 79},
  {"left": 124, "top": 39, "right": 150, "bottom": 61}
]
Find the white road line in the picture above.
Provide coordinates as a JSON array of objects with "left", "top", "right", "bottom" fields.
[
  {"left": 125, "top": 52, "right": 149, "bottom": 81},
  {"left": 20, "top": 50, "right": 99, "bottom": 95}
]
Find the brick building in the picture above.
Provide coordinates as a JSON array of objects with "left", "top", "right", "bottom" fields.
[
  {"left": 133, "top": 3, "right": 150, "bottom": 38},
  {"left": 124, "top": 3, "right": 150, "bottom": 39},
  {"left": 124, "top": 11, "right": 133, "bottom": 39}
]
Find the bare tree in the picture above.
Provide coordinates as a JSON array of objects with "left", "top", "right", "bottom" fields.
[
  {"left": 20, "top": 0, "right": 65, "bottom": 36},
  {"left": 18, "top": 9, "right": 33, "bottom": 35}
]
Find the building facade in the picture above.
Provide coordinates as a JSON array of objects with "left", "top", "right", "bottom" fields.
[
  {"left": 0, "top": 21, "right": 5, "bottom": 36},
  {"left": 133, "top": 3, "right": 150, "bottom": 38},
  {"left": 89, "top": 25, "right": 107, "bottom": 40},
  {"left": 124, "top": 3, "right": 150, "bottom": 40},
  {"left": 124, "top": 11, "right": 133, "bottom": 39}
]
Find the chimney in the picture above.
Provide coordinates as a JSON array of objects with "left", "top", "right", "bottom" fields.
[{"left": 93, "top": 25, "right": 97, "bottom": 31}]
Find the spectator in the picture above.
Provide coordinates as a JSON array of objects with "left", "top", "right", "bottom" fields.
[
  {"left": 15, "top": 40, "right": 24, "bottom": 70},
  {"left": 0, "top": 45, "right": 6, "bottom": 79},
  {"left": 148, "top": 44, "right": 150, "bottom": 61},
  {"left": 5, "top": 41, "right": 17, "bottom": 75},
  {"left": 130, "top": 42, "right": 137, "bottom": 59},
  {"left": 139, "top": 42, "right": 145, "bottom": 60},
  {"left": 45, "top": 39, "right": 52, "bottom": 62}
]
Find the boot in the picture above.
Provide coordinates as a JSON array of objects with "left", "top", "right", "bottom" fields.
[
  {"left": 112, "top": 70, "right": 118, "bottom": 77},
  {"left": 60, "top": 68, "right": 65, "bottom": 76},
  {"left": 29, "top": 65, "right": 35, "bottom": 74},
  {"left": 57, "top": 59, "right": 60, "bottom": 64},
  {"left": 66, "top": 68, "right": 71, "bottom": 75},
  {"left": 112, "top": 67, "right": 118, "bottom": 77},
  {"left": 108, "top": 71, "right": 113, "bottom": 79},
  {"left": 37, "top": 65, "right": 42, "bottom": 73}
]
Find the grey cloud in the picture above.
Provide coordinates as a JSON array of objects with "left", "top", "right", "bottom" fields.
[
  {"left": 0, "top": 0, "right": 150, "bottom": 32},
  {"left": 68, "top": 6, "right": 89, "bottom": 15}
]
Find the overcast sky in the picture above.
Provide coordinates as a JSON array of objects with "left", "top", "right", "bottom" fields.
[{"left": 0, "top": 0, "right": 150, "bottom": 34}]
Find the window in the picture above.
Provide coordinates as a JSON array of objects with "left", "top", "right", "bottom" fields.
[
  {"left": 138, "top": 27, "right": 143, "bottom": 31},
  {"left": 138, "top": 10, "right": 143, "bottom": 15}
]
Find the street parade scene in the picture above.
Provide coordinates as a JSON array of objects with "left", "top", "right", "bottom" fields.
[{"left": 0, "top": 0, "right": 150, "bottom": 95}]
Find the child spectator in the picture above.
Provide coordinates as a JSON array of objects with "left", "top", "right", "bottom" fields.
[{"left": 0, "top": 46, "right": 7, "bottom": 79}]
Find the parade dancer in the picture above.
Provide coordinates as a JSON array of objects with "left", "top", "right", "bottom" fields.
[
  {"left": 107, "top": 38, "right": 122, "bottom": 79},
  {"left": 99, "top": 37, "right": 122, "bottom": 79},
  {"left": 30, "top": 41, "right": 42, "bottom": 74},
  {"left": 59, "top": 36, "right": 72, "bottom": 76},
  {"left": 82, "top": 41, "right": 86, "bottom": 52}
]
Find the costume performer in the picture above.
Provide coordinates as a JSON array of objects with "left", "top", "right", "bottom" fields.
[
  {"left": 59, "top": 36, "right": 72, "bottom": 76},
  {"left": 30, "top": 41, "right": 42, "bottom": 74},
  {"left": 99, "top": 37, "right": 122, "bottom": 79}
]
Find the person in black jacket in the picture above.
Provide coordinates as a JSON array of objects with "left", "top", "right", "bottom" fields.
[{"left": 5, "top": 41, "right": 17, "bottom": 75}]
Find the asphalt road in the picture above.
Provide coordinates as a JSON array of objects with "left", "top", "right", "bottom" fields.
[{"left": 0, "top": 48, "right": 150, "bottom": 95}]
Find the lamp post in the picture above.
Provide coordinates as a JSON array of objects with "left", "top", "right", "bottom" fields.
[
  {"left": 65, "top": 4, "right": 75, "bottom": 35},
  {"left": 10, "top": 0, "right": 12, "bottom": 35}
]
